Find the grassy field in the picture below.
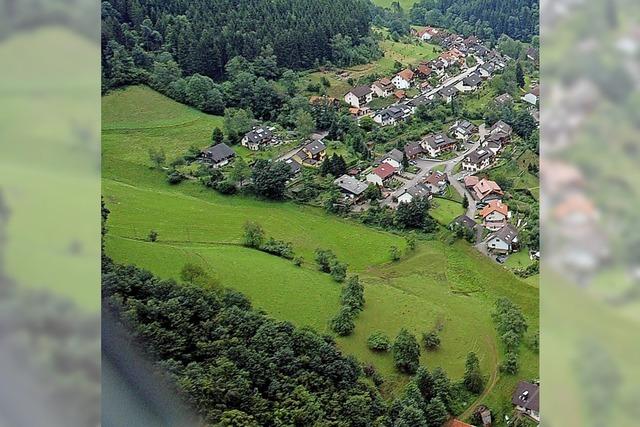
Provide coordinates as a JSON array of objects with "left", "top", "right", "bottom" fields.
[
  {"left": 371, "top": 0, "right": 419, "bottom": 10},
  {"left": 300, "top": 34, "right": 440, "bottom": 98},
  {"left": 430, "top": 197, "right": 464, "bottom": 225},
  {"left": 103, "top": 86, "right": 538, "bottom": 408}
]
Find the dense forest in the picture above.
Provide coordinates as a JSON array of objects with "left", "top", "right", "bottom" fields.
[
  {"left": 410, "top": 0, "right": 539, "bottom": 43},
  {"left": 101, "top": 0, "right": 380, "bottom": 87}
]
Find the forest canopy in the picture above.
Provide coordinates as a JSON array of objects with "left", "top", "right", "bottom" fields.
[
  {"left": 410, "top": 0, "right": 539, "bottom": 43},
  {"left": 101, "top": 0, "right": 379, "bottom": 87}
]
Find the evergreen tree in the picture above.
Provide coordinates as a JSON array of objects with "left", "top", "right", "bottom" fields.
[
  {"left": 516, "top": 62, "right": 525, "bottom": 88},
  {"left": 424, "top": 397, "right": 448, "bottom": 427},
  {"left": 463, "top": 352, "right": 485, "bottom": 394}
]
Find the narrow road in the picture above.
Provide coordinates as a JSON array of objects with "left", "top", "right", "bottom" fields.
[{"left": 458, "top": 336, "right": 500, "bottom": 421}]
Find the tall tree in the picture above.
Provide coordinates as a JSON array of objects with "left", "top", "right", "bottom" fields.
[{"left": 392, "top": 328, "right": 421, "bottom": 374}]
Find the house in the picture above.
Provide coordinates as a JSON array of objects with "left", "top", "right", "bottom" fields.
[
  {"left": 478, "top": 61, "right": 496, "bottom": 78},
  {"left": 421, "top": 133, "right": 457, "bottom": 157},
  {"left": 381, "top": 148, "right": 404, "bottom": 170},
  {"left": 404, "top": 141, "right": 424, "bottom": 159},
  {"left": 456, "top": 72, "right": 482, "bottom": 92},
  {"left": 406, "top": 95, "right": 432, "bottom": 112},
  {"left": 471, "top": 178, "right": 504, "bottom": 202},
  {"left": 397, "top": 183, "right": 431, "bottom": 204},
  {"left": 449, "top": 119, "right": 478, "bottom": 141},
  {"left": 392, "top": 69, "right": 414, "bottom": 89},
  {"left": 419, "top": 81, "right": 433, "bottom": 93},
  {"left": 413, "top": 26, "right": 441, "bottom": 41},
  {"left": 511, "top": 381, "right": 540, "bottom": 422},
  {"left": 415, "top": 63, "right": 432, "bottom": 79},
  {"left": 241, "top": 126, "right": 277, "bottom": 151},
  {"left": 344, "top": 86, "right": 373, "bottom": 108},
  {"left": 450, "top": 215, "right": 477, "bottom": 231},
  {"left": 495, "top": 93, "right": 513, "bottom": 105},
  {"left": 484, "top": 139, "right": 502, "bottom": 155},
  {"left": 473, "top": 405, "right": 492, "bottom": 427},
  {"left": 293, "top": 140, "right": 327, "bottom": 166},
  {"left": 366, "top": 163, "right": 397, "bottom": 187},
  {"left": 334, "top": 174, "right": 368, "bottom": 200},
  {"left": 438, "top": 85, "right": 459, "bottom": 103},
  {"left": 522, "top": 85, "right": 539, "bottom": 105},
  {"left": 394, "top": 90, "right": 407, "bottom": 100},
  {"left": 480, "top": 200, "right": 509, "bottom": 230},
  {"left": 423, "top": 170, "right": 448, "bottom": 194},
  {"left": 487, "top": 223, "right": 519, "bottom": 253},
  {"left": 373, "top": 105, "right": 412, "bottom": 126},
  {"left": 202, "top": 143, "right": 235, "bottom": 168},
  {"left": 284, "top": 158, "right": 302, "bottom": 175},
  {"left": 349, "top": 106, "right": 371, "bottom": 118},
  {"left": 462, "top": 148, "right": 494, "bottom": 172},
  {"left": 486, "top": 120, "right": 513, "bottom": 145},
  {"left": 371, "top": 78, "right": 394, "bottom": 98}
]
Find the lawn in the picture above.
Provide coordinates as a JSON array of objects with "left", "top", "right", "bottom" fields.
[
  {"left": 430, "top": 197, "right": 464, "bottom": 225},
  {"left": 102, "top": 86, "right": 538, "bottom": 407}
]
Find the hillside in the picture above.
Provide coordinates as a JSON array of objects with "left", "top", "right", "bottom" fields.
[{"left": 102, "top": 86, "right": 538, "bottom": 406}]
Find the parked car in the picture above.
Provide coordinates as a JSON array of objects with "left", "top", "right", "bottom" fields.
[{"left": 496, "top": 255, "right": 507, "bottom": 263}]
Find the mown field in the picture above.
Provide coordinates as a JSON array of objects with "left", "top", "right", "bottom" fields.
[
  {"left": 102, "top": 86, "right": 539, "bottom": 409},
  {"left": 371, "top": 0, "right": 419, "bottom": 10}
]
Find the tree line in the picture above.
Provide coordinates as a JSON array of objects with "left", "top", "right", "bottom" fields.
[{"left": 410, "top": 0, "right": 539, "bottom": 44}]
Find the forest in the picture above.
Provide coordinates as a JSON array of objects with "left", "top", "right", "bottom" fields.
[
  {"left": 101, "top": 0, "right": 380, "bottom": 87},
  {"left": 410, "top": 0, "right": 539, "bottom": 43}
]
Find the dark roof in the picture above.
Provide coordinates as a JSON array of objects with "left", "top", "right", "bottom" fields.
[
  {"left": 481, "top": 62, "right": 496, "bottom": 74},
  {"left": 404, "top": 142, "right": 423, "bottom": 158},
  {"left": 511, "top": 381, "right": 539, "bottom": 412},
  {"left": 492, "top": 224, "right": 519, "bottom": 245},
  {"left": 377, "top": 105, "right": 411, "bottom": 121},
  {"left": 439, "top": 85, "right": 459, "bottom": 97},
  {"left": 404, "top": 183, "right": 431, "bottom": 199},
  {"left": 285, "top": 158, "right": 301, "bottom": 174},
  {"left": 451, "top": 120, "right": 477, "bottom": 135},
  {"left": 495, "top": 93, "right": 513, "bottom": 104},
  {"left": 491, "top": 120, "right": 513, "bottom": 135},
  {"left": 424, "top": 133, "right": 455, "bottom": 149},
  {"left": 349, "top": 85, "right": 373, "bottom": 98},
  {"left": 304, "top": 140, "right": 326, "bottom": 155},
  {"left": 466, "top": 148, "right": 493, "bottom": 164},
  {"left": 384, "top": 148, "right": 404, "bottom": 163},
  {"left": 334, "top": 175, "right": 368, "bottom": 196},
  {"left": 463, "top": 72, "right": 482, "bottom": 87},
  {"left": 203, "top": 143, "right": 235, "bottom": 163},
  {"left": 406, "top": 95, "right": 431, "bottom": 108},
  {"left": 452, "top": 215, "right": 477, "bottom": 230},
  {"left": 244, "top": 126, "right": 273, "bottom": 144}
]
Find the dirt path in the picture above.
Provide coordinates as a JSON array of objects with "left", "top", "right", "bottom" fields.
[{"left": 458, "top": 336, "right": 500, "bottom": 421}]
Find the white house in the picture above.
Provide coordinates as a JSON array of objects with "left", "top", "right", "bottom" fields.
[
  {"left": 421, "top": 133, "right": 457, "bottom": 158},
  {"left": 487, "top": 224, "right": 519, "bottom": 254},
  {"left": 449, "top": 119, "right": 478, "bottom": 142},
  {"left": 521, "top": 86, "right": 539, "bottom": 106},
  {"left": 381, "top": 148, "right": 404, "bottom": 171},
  {"left": 344, "top": 86, "right": 373, "bottom": 108},
  {"left": 392, "top": 69, "right": 414, "bottom": 90},
  {"left": 462, "top": 148, "right": 493, "bottom": 172},
  {"left": 241, "top": 126, "right": 276, "bottom": 151},
  {"left": 397, "top": 183, "right": 431, "bottom": 204},
  {"left": 373, "top": 105, "right": 412, "bottom": 127}
]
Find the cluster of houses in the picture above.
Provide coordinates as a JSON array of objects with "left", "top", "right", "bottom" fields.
[
  {"left": 342, "top": 27, "right": 511, "bottom": 127},
  {"left": 461, "top": 119, "right": 513, "bottom": 172}
]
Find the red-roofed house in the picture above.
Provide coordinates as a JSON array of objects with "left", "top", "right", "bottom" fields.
[
  {"left": 366, "top": 163, "right": 397, "bottom": 187},
  {"left": 472, "top": 178, "right": 504, "bottom": 201},
  {"left": 480, "top": 200, "right": 509, "bottom": 230}
]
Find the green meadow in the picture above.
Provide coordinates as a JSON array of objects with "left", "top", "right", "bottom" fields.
[{"left": 102, "top": 86, "right": 538, "bottom": 408}]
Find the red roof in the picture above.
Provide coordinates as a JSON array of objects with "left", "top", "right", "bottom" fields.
[
  {"left": 373, "top": 163, "right": 397, "bottom": 180},
  {"left": 447, "top": 420, "right": 474, "bottom": 427},
  {"left": 397, "top": 69, "right": 414, "bottom": 82},
  {"left": 480, "top": 200, "right": 509, "bottom": 218}
]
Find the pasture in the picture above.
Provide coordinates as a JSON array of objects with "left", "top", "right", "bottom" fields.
[{"left": 102, "top": 86, "right": 538, "bottom": 406}]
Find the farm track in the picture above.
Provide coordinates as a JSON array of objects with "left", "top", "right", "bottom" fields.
[{"left": 458, "top": 336, "right": 500, "bottom": 420}]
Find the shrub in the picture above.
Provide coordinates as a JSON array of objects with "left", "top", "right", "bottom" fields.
[
  {"left": 315, "top": 248, "right": 336, "bottom": 273},
  {"left": 367, "top": 331, "right": 391, "bottom": 352},
  {"left": 390, "top": 246, "right": 401, "bottom": 261},
  {"left": 261, "top": 237, "right": 294, "bottom": 260},
  {"left": 167, "top": 170, "right": 185, "bottom": 185},
  {"left": 499, "top": 352, "right": 519, "bottom": 375},
  {"left": 341, "top": 276, "right": 364, "bottom": 311},
  {"left": 243, "top": 222, "right": 264, "bottom": 249},
  {"left": 330, "top": 307, "right": 355, "bottom": 336},
  {"left": 148, "top": 230, "right": 158, "bottom": 242},
  {"left": 293, "top": 256, "right": 303, "bottom": 267},
  {"left": 330, "top": 261, "right": 347, "bottom": 282},
  {"left": 423, "top": 330, "right": 441, "bottom": 350},
  {"left": 215, "top": 180, "right": 237, "bottom": 195}
]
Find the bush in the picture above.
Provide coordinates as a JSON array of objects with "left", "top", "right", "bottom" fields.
[
  {"left": 243, "top": 222, "right": 265, "bottom": 248},
  {"left": 215, "top": 180, "right": 237, "bottom": 195},
  {"left": 390, "top": 246, "right": 401, "bottom": 262},
  {"left": 367, "top": 331, "right": 391, "bottom": 352},
  {"left": 148, "top": 230, "right": 158, "bottom": 242},
  {"left": 293, "top": 256, "right": 303, "bottom": 267},
  {"left": 315, "top": 248, "right": 336, "bottom": 273},
  {"left": 330, "top": 307, "right": 355, "bottom": 336},
  {"left": 167, "top": 170, "right": 185, "bottom": 185},
  {"left": 392, "top": 329, "right": 421, "bottom": 374},
  {"left": 499, "top": 352, "right": 519, "bottom": 374},
  {"left": 330, "top": 261, "right": 347, "bottom": 282},
  {"left": 341, "top": 276, "right": 364, "bottom": 311},
  {"left": 261, "top": 237, "right": 294, "bottom": 260},
  {"left": 423, "top": 330, "right": 441, "bottom": 350}
]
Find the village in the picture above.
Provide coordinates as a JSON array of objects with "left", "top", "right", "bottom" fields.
[{"left": 197, "top": 25, "right": 540, "bottom": 272}]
